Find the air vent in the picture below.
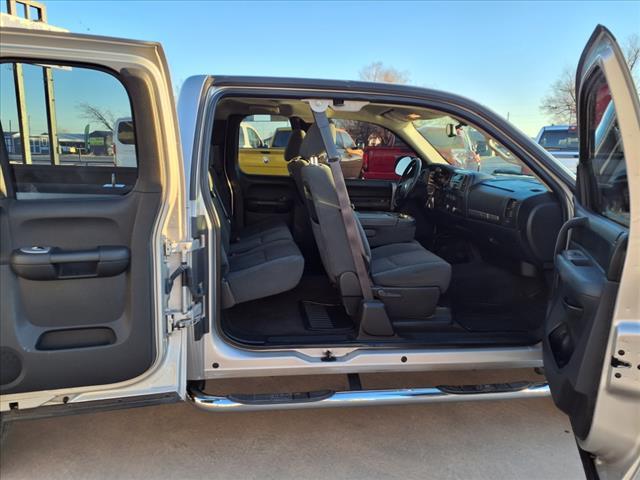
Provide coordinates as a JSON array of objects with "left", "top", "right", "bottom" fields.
[
  {"left": 504, "top": 199, "right": 520, "bottom": 222},
  {"left": 449, "top": 174, "right": 468, "bottom": 190}
]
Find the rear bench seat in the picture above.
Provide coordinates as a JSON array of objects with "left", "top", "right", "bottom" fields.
[{"left": 210, "top": 187, "right": 304, "bottom": 309}]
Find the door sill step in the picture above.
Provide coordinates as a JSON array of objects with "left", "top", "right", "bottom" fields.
[{"left": 187, "top": 380, "right": 549, "bottom": 412}]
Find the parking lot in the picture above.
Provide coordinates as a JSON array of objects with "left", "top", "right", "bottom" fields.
[{"left": 0, "top": 370, "right": 584, "bottom": 480}]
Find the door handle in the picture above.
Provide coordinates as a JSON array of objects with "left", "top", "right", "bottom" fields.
[
  {"left": 554, "top": 217, "right": 589, "bottom": 265},
  {"left": 10, "top": 245, "right": 130, "bottom": 280}
]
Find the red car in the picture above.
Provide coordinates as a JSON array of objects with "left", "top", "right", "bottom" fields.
[{"left": 361, "top": 144, "right": 414, "bottom": 180}]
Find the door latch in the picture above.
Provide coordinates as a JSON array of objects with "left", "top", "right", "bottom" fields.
[{"left": 608, "top": 321, "right": 640, "bottom": 394}]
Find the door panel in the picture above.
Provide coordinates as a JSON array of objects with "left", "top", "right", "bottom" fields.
[
  {"left": 543, "top": 25, "right": 640, "bottom": 478},
  {"left": 239, "top": 174, "right": 296, "bottom": 226},
  {"left": 0, "top": 193, "right": 160, "bottom": 393},
  {"left": 543, "top": 205, "right": 626, "bottom": 438},
  {"left": 0, "top": 28, "right": 186, "bottom": 405}
]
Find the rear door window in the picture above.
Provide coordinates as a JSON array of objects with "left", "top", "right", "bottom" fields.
[
  {"left": 237, "top": 115, "right": 290, "bottom": 176},
  {"left": 1, "top": 62, "right": 137, "bottom": 195}
]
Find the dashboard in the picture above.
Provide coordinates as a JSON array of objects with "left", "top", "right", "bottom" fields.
[{"left": 423, "top": 164, "right": 563, "bottom": 265}]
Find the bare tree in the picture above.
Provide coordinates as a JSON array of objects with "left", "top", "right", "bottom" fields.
[
  {"left": 173, "top": 78, "right": 183, "bottom": 100},
  {"left": 78, "top": 102, "right": 115, "bottom": 131},
  {"left": 359, "top": 61, "right": 410, "bottom": 84},
  {"left": 336, "top": 63, "right": 410, "bottom": 146},
  {"left": 539, "top": 67, "right": 578, "bottom": 124},
  {"left": 540, "top": 34, "right": 639, "bottom": 124},
  {"left": 624, "top": 33, "right": 640, "bottom": 75}
]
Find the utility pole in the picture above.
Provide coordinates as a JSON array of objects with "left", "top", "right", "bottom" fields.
[{"left": 6, "top": 0, "right": 59, "bottom": 165}]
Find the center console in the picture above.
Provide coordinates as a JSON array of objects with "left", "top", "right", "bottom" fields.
[
  {"left": 356, "top": 211, "right": 416, "bottom": 247},
  {"left": 437, "top": 172, "right": 468, "bottom": 216}
]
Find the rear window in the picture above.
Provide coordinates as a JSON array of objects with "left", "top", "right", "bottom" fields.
[{"left": 538, "top": 129, "right": 579, "bottom": 151}]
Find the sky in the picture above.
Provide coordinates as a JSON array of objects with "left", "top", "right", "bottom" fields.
[{"left": 2, "top": 0, "right": 640, "bottom": 136}]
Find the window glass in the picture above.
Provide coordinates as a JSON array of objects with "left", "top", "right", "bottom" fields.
[
  {"left": 333, "top": 119, "right": 416, "bottom": 180},
  {"left": 238, "top": 115, "right": 416, "bottom": 180},
  {"left": 0, "top": 62, "right": 137, "bottom": 195},
  {"left": 237, "top": 115, "right": 289, "bottom": 176},
  {"left": 587, "top": 79, "right": 629, "bottom": 226}
]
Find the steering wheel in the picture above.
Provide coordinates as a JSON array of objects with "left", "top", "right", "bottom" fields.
[{"left": 393, "top": 157, "right": 422, "bottom": 209}]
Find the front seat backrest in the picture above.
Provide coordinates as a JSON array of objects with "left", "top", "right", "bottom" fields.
[
  {"left": 284, "top": 128, "right": 306, "bottom": 162},
  {"left": 299, "top": 124, "right": 371, "bottom": 310},
  {"left": 285, "top": 129, "right": 307, "bottom": 202}
]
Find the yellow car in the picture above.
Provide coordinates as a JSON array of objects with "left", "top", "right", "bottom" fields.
[
  {"left": 238, "top": 126, "right": 363, "bottom": 177},
  {"left": 238, "top": 125, "right": 289, "bottom": 176}
]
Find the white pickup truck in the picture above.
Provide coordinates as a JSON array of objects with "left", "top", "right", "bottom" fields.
[
  {"left": 1, "top": 24, "right": 639, "bottom": 480},
  {"left": 535, "top": 124, "right": 580, "bottom": 174}
]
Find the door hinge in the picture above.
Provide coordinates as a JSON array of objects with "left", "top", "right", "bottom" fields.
[
  {"left": 163, "top": 237, "right": 205, "bottom": 261},
  {"left": 164, "top": 235, "right": 206, "bottom": 333},
  {"left": 166, "top": 301, "right": 204, "bottom": 331}
]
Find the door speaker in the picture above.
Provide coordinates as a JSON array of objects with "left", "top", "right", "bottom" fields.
[{"left": 0, "top": 348, "right": 22, "bottom": 386}]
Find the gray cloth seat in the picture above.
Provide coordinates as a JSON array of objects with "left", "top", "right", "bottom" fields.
[
  {"left": 229, "top": 218, "right": 292, "bottom": 254},
  {"left": 208, "top": 165, "right": 303, "bottom": 308},
  {"left": 285, "top": 128, "right": 306, "bottom": 162},
  {"left": 371, "top": 241, "right": 451, "bottom": 291},
  {"left": 222, "top": 239, "right": 304, "bottom": 307},
  {"left": 298, "top": 123, "right": 451, "bottom": 318}
]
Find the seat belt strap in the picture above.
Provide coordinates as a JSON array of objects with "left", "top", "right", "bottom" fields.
[{"left": 311, "top": 110, "right": 374, "bottom": 301}]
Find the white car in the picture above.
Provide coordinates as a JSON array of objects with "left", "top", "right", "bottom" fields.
[
  {"left": 0, "top": 25, "right": 638, "bottom": 480},
  {"left": 238, "top": 123, "right": 264, "bottom": 148}
]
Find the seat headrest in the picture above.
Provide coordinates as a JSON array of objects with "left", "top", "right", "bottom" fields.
[
  {"left": 300, "top": 123, "right": 336, "bottom": 160},
  {"left": 284, "top": 129, "right": 306, "bottom": 161}
]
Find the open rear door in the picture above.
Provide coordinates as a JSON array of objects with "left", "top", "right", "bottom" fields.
[
  {"left": 0, "top": 27, "right": 189, "bottom": 415},
  {"left": 543, "top": 26, "right": 640, "bottom": 479}
]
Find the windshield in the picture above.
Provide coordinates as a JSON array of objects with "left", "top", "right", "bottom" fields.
[
  {"left": 412, "top": 116, "right": 480, "bottom": 170},
  {"left": 412, "top": 114, "right": 535, "bottom": 177},
  {"left": 538, "top": 129, "right": 578, "bottom": 151}
]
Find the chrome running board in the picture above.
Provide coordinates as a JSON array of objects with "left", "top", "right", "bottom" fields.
[{"left": 187, "top": 381, "right": 550, "bottom": 412}]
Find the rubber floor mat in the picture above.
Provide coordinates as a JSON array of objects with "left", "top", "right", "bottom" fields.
[{"left": 301, "top": 301, "right": 353, "bottom": 331}]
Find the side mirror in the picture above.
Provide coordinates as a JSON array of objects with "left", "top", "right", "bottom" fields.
[{"left": 395, "top": 156, "right": 413, "bottom": 176}]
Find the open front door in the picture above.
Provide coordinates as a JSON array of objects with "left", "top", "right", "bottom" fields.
[
  {"left": 543, "top": 26, "right": 640, "bottom": 479},
  {"left": 0, "top": 27, "right": 188, "bottom": 415}
]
